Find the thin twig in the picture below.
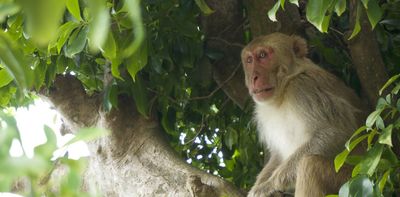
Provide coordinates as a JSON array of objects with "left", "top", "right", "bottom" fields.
[
  {"left": 207, "top": 37, "right": 245, "bottom": 48},
  {"left": 190, "top": 63, "right": 242, "bottom": 100},
  {"left": 184, "top": 115, "right": 206, "bottom": 145}
]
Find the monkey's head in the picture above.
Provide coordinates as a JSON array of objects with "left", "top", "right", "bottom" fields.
[{"left": 241, "top": 33, "right": 308, "bottom": 103}]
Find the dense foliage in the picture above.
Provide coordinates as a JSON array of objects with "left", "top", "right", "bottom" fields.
[{"left": 0, "top": 0, "right": 399, "bottom": 196}]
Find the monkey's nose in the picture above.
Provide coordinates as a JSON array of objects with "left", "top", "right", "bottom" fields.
[{"left": 252, "top": 75, "right": 259, "bottom": 84}]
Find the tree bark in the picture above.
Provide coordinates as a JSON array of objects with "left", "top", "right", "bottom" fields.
[
  {"left": 202, "top": 0, "right": 250, "bottom": 110},
  {"left": 348, "top": 0, "right": 389, "bottom": 107},
  {"left": 244, "top": 0, "right": 302, "bottom": 37},
  {"left": 41, "top": 75, "right": 244, "bottom": 197}
]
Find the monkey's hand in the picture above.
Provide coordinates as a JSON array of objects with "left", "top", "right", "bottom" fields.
[
  {"left": 247, "top": 180, "right": 283, "bottom": 197},
  {"left": 247, "top": 164, "right": 294, "bottom": 197}
]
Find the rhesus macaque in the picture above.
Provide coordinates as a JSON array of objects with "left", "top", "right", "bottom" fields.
[{"left": 241, "top": 33, "right": 364, "bottom": 197}]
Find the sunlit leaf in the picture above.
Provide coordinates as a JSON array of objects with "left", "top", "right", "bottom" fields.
[
  {"left": 0, "top": 68, "right": 13, "bottom": 88},
  {"left": 21, "top": 0, "right": 66, "bottom": 45},
  {"left": 194, "top": 0, "right": 215, "bottom": 15},
  {"left": 334, "top": 0, "right": 346, "bottom": 16},
  {"left": 289, "top": 0, "right": 299, "bottom": 6},
  {"left": 280, "top": 0, "right": 286, "bottom": 9},
  {"left": 0, "top": 3, "right": 20, "bottom": 23},
  {"left": 111, "top": 58, "right": 123, "bottom": 80},
  {"left": 66, "top": 0, "right": 82, "bottom": 21},
  {"left": 102, "top": 32, "right": 117, "bottom": 60},
  {"left": 63, "top": 127, "right": 109, "bottom": 147},
  {"left": 365, "top": 109, "right": 383, "bottom": 128},
  {"left": 378, "top": 124, "right": 393, "bottom": 146},
  {"left": 34, "top": 125, "right": 57, "bottom": 160},
  {"left": 335, "top": 149, "right": 349, "bottom": 172},
  {"left": 268, "top": 1, "right": 281, "bottom": 22},
  {"left": 378, "top": 170, "right": 390, "bottom": 192},
  {"left": 87, "top": 0, "right": 110, "bottom": 52},
  {"left": 55, "top": 21, "right": 80, "bottom": 54},
  {"left": 379, "top": 74, "right": 400, "bottom": 95},
  {"left": 361, "top": 0, "right": 370, "bottom": 8},
  {"left": 0, "top": 31, "right": 33, "bottom": 90}
]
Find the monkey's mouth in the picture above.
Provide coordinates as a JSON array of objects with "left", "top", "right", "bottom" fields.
[{"left": 253, "top": 87, "right": 274, "bottom": 95}]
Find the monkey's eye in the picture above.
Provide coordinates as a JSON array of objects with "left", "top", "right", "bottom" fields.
[
  {"left": 246, "top": 56, "right": 253, "bottom": 63},
  {"left": 259, "top": 51, "right": 266, "bottom": 58}
]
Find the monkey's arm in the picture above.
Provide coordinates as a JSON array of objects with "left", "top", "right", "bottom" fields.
[
  {"left": 264, "top": 127, "right": 347, "bottom": 192},
  {"left": 253, "top": 152, "right": 281, "bottom": 185}
]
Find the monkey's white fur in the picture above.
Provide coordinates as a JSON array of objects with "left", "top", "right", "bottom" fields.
[{"left": 255, "top": 101, "right": 310, "bottom": 160}]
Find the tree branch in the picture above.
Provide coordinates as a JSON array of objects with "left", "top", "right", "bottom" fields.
[{"left": 40, "top": 75, "right": 101, "bottom": 129}]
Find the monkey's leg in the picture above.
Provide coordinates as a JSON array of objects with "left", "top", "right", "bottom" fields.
[{"left": 295, "top": 155, "right": 350, "bottom": 197}]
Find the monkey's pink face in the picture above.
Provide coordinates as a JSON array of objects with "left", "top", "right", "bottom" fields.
[{"left": 242, "top": 46, "right": 276, "bottom": 102}]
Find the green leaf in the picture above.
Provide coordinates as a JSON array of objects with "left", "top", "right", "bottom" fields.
[
  {"left": 306, "top": 0, "right": 335, "bottom": 32},
  {"left": 289, "top": 0, "right": 299, "bottom": 6},
  {"left": 334, "top": 0, "right": 346, "bottom": 16},
  {"left": 348, "top": 175, "right": 374, "bottom": 197},
  {"left": 110, "top": 58, "right": 123, "bottom": 80},
  {"left": 66, "top": 0, "right": 82, "bottom": 21},
  {"left": 55, "top": 21, "right": 80, "bottom": 54},
  {"left": 0, "top": 3, "right": 20, "bottom": 23},
  {"left": 122, "top": 0, "right": 145, "bottom": 57},
  {"left": 0, "top": 31, "right": 34, "bottom": 90},
  {"left": 225, "top": 127, "right": 238, "bottom": 150},
  {"left": 126, "top": 41, "right": 148, "bottom": 81},
  {"left": 63, "top": 127, "right": 109, "bottom": 147},
  {"left": 346, "top": 134, "right": 368, "bottom": 151},
  {"left": 0, "top": 68, "right": 13, "bottom": 88},
  {"left": 346, "top": 126, "right": 367, "bottom": 149},
  {"left": 87, "top": 0, "right": 110, "bottom": 52},
  {"left": 280, "top": 0, "right": 286, "bottom": 9},
  {"left": 338, "top": 181, "right": 350, "bottom": 197},
  {"left": 161, "top": 107, "right": 176, "bottom": 135},
  {"left": 21, "top": 0, "right": 66, "bottom": 46},
  {"left": 355, "top": 144, "right": 384, "bottom": 176},
  {"left": 366, "top": 0, "right": 382, "bottom": 29},
  {"left": 34, "top": 125, "right": 57, "bottom": 160},
  {"left": 361, "top": 0, "right": 370, "bottom": 8},
  {"left": 0, "top": 85, "right": 17, "bottom": 107},
  {"left": 335, "top": 149, "right": 349, "bottom": 172},
  {"left": 321, "top": 14, "right": 332, "bottom": 32},
  {"left": 194, "top": 0, "right": 215, "bottom": 15},
  {"left": 131, "top": 75, "right": 149, "bottom": 118},
  {"left": 349, "top": 4, "right": 361, "bottom": 39},
  {"left": 65, "top": 26, "right": 89, "bottom": 57},
  {"left": 268, "top": 1, "right": 281, "bottom": 22},
  {"left": 378, "top": 170, "right": 390, "bottom": 192},
  {"left": 378, "top": 124, "right": 393, "bottom": 146},
  {"left": 103, "top": 83, "right": 118, "bottom": 112},
  {"left": 102, "top": 32, "right": 117, "bottom": 60},
  {"left": 365, "top": 109, "right": 383, "bottom": 128},
  {"left": 379, "top": 74, "right": 400, "bottom": 95}
]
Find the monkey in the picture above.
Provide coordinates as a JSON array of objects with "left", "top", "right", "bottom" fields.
[{"left": 241, "top": 33, "right": 364, "bottom": 197}]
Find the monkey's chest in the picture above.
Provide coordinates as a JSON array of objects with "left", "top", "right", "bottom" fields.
[{"left": 255, "top": 104, "right": 311, "bottom": 160}]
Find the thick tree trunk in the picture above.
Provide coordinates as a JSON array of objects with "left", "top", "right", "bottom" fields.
[
  {"left": 348, "top": 0, "right": 389, "bottom": 107},
  {"left": 42, "top": 75, "right": 244, "bottom": 197}
]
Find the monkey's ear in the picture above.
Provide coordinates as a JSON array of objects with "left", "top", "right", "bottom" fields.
[{"left": 292, "top": 35, "right": 308, "bottom": 58}]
